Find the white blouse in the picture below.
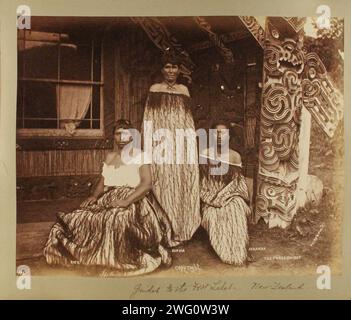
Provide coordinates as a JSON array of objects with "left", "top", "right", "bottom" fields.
[{"left": 102, "top": 151, "right": 149, "bottom": 188}]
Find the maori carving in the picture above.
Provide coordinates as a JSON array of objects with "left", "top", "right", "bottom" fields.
[
  {"left": 262, "top": 82, "right": 294, "bottom": 123},
  {"left": 194, "top": 17, "right": 235, "bottom": 64},
  {"left": 254, "top": 21, "right": 341, "bottom": 137},
  {"left": 188, "top": 30, "right": 249, "bottom": 53},
  {"left": 283, "top": 17, "right": 307, "bottom": 33},
  {"left": 238, "top": 16, "right": 265, "bottom": 49},
  {"left": 255, "top": 175, "right": 298, "bottom": 224},
  {"left": 263, "top": 35, "right": 304, "bottom": 76},
  {"left": 255, "top": 18, "right": 304, "bottom": 227},
  {"left": 301, "top": 52, "right": 343, "bottom": 138},
  {"left": 239, "top": 16, "right": 343, "bottom": 226}
]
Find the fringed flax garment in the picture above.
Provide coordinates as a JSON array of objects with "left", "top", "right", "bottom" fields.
[
  {"left": 43, "top": 186, "right": 167, "bottom": 276},
  {"left": 200, "top": 160, "right": 251, "bottom": 265},
  {"left": 142, "top": 83, "right": 201, "bottom": 245}
]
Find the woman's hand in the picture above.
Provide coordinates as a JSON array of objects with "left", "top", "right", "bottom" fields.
[
  {"left": 111, "top": 199, "right": 130, "bottom": 208},
  {"left": 80, "top": 196, "right": 97, "bottom": 208}
]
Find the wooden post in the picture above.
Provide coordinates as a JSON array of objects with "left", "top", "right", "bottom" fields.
[
  {"left": 240, "top": 17, "right": 343, "bottom": 228},
  {"left": 297, "top": 106, "right": 311, "bottom": 208},
  {"left": 255, "top": 17, "right": 306, "bottom": 228}
]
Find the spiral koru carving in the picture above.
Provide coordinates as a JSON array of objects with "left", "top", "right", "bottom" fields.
[
  {"left": 264, "top": 41, "right": 281, "bottom": 76},
  {"left": 262, "top": 83, "right": 294, "bottom": 124},
  {"left": 283, "top": 70, "right": 300, "bottom": 95},
  {"left": 303, "top": 52, "right": 327, "bottom": 80},
  {"left": 259, "top": 140, "right": 280, "bottom": 172},
  {"left": 302, "top": 79, "right": 321, "bottom": 104},
  {"left": 259, "top": 120, "right": 274, "bottom": 139},
  {"left": 272, "top": 122, "right": 298, "bottom": 160}
]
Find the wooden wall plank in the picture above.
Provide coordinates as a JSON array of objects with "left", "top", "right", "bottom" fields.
[{"left": 16, "top": 149, "right": 108, "bottom": 177}]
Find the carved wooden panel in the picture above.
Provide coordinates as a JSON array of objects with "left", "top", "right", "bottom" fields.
[
  {"left": 238, "top": 16, "right": 265, "bottom": 49},
  {"left": 194, "top": 16, "right": 235, "bottom": 64},
  {"left": 301, "top": 52, "right": 343, "bottom": 138},
  {"left": 255, "top": 17, "right": 304, "bottom": 227}
]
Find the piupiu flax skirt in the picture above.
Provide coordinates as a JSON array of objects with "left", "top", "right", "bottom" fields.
[
  {"left": 43, "top": 186, "right": 166, "bottom": 276},
  {"left": 143, "top": 91, "right": 201, "bottom": 244},
  {"left": 200, "top": 165, "right": 251, "bottom": 265}
]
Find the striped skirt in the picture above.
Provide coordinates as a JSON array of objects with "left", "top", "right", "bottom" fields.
[
  {"left": 143, "top": 91, "right": 201, "bottom": 244},
  {"left": 201, "top": 196, "right": 250, "bottom": 265},
  {"left": 43, "top": 186, "right": 167, "bottom": 276},
  {"left": 200, "top": 166, "right": 251, "bottom": 266}
]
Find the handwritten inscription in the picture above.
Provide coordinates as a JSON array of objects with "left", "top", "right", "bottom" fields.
[
  {"left": 130, "top": 280, "right": 237, "bottom": 299},
  {"left": 130, "top": 284, "right": 161, "bottom": 299},
  {"left": 129, "top": 280, "right": 305, "bottom": 298},
  {"left": 250, "top": 282, "right": 305, "bottom": 290}
]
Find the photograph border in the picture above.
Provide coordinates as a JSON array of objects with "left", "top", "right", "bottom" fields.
[{"left": 0, "top": 0, "right": 350, "bottom": 300}]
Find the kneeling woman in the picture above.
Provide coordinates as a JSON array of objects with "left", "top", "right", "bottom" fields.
[
  {"left": 44, "top": 119, "right": 170, "bottom": 276},
  {"left": 200, "top": 121, "right": 251, "bottom": 266}
]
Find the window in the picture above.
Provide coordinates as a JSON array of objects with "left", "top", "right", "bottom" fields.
[{"left": 17, "top": 30, "right": 103, "bottom": 137}]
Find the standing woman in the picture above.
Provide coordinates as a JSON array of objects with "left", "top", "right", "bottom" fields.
[
  {"left": 142, "top": 52, "right": 201, "bottom": 247},
  {"left": 43, "top": 119, "right": 171, "bottom": 276}
]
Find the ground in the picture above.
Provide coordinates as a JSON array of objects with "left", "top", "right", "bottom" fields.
[{"left": 16, "top": 118, "right": 344, "bottom": 278}]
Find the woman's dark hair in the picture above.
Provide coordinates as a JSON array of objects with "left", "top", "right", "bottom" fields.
[
  {"left": 210, "top": 119, "right": 231, "bottom": 130},
  {"left": 161, "top": 50, "right": 181, "bottom": 67},
  {"left": 113, "top": 119, "right": 133, "bottom": 134}
]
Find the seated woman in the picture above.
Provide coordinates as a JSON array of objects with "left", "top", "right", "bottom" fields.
[
  {"left": 199, "top": 120, "right": 251, "bottom": 266},
  {"left": 43, "top": 119, "right": 171, "bottom": 276}
]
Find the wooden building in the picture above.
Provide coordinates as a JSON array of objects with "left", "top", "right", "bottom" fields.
[{"left": 16, "top": 16, "right": 343, "bottom": 228}]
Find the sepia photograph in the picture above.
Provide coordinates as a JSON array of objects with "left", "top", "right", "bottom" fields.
[{"left": 14, "top": 13, "right": 344, "bottom": 282}]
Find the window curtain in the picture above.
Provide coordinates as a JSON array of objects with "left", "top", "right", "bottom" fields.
[{"left": 57, "top": 84, "right": 92, "bottom": 134}]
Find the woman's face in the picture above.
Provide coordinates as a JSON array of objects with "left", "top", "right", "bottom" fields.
[
  {"left": 215, "top": 124, "right": 230, "bottom": 145},
  {"left": 114, "top": 128, "right": 133, "bottom": 147},
  {"left": 161, "top": 63, "right": 180, "bottom": 83}
]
